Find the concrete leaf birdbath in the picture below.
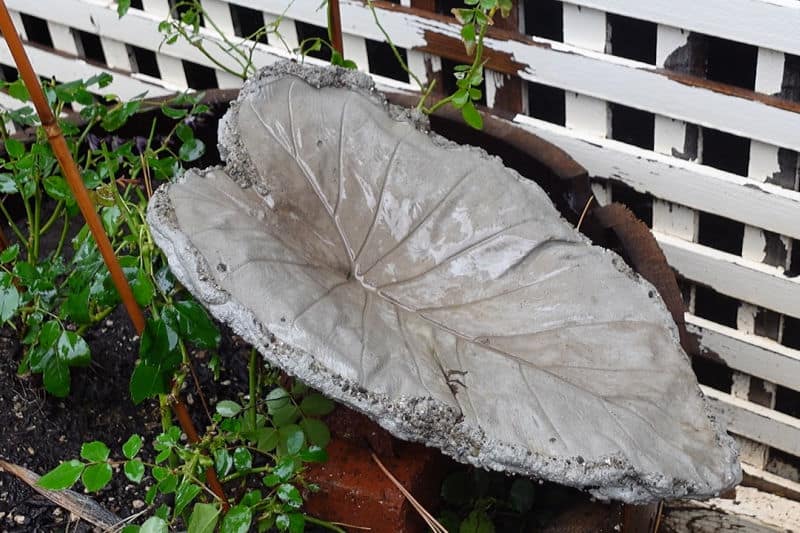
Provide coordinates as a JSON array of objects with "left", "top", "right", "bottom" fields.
[{"left": 147, "top": 61, "right": 740, "bottom": 503}]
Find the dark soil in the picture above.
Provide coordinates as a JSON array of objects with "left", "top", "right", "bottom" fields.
[{"left": 0, "top": 309, "right": 255, "bottom": 532}]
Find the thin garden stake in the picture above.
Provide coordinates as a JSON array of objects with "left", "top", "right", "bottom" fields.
[
  {"left": 329, "top": 0, "right": 344, "bottom": 55},
  {"left": 0, "top": 1, "right": 229, "bottom": 509},
  {"left": 0, "top": 2, "right": 144, "bottom": 333}
]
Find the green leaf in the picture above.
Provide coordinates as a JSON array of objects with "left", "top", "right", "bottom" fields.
[
  {"left": 299, "top": 393, "right": 335, "bottom": 416},
  {"left": 187, "top": 503, "right": 220, "bottom": 533},
  {"left": 122, "top": 434, "right": 143, "bottom": 459},
  {"left": 117, "top": 0, "right": 131, "bottom": 18},
  {"left": 220, "top": 505, "right": 252, "bottom": 533},
  {"left": 273, "top": 456, "right": 299, "bottom": 482},
  {"left": 265, "top": 387, "right": 291, "bottom": 413},
  {"left": 38, "top": 460, "right": 84, "bottom": 490},
  {"left": 58, "top": 331, "right": 91, "bottom": 367},
  {"left": 459, "top": 509, "right": 495, "bottom": 533},
  {"left": 163, "top": 300, "right": 220, "bottom": 349},
  {"left": 213, "top": 448, "right": 233, "bottom": 476},
  {"left": 233, "top": 447, "right": 252, "bottom": 472},
  {"left": 300, "top": 418, "right": 330, "bottom": 448},
  {"left": 179, "top": 138, "right": 206, "bottom": 162},
  {"left": 0, "top": 283, "right": 20, "bottom": 323},
  {"left": 276, "top": 513, "right": 305, "bottom": 533},
  {"left": 140, "top": 516, "right": 168, "bottom": 533},
  {"left": 7, "top": 79, "right": 29, "bottom": 101},
  {"left": 4, "top": 138, "right": 24, "bottom": 159},
  {"left": 62, "top": 286, "right": 91, "bottom": 324},
  {"left": 277, "top": 483, "right": 302, "bottom": 509},
  {"left": 0, "top": 173, "right": 17, "bottom": 194},
  {"left": 124, "top": 459, "right": 145, "bottom": 483},
  {"left": 509, "top": 478, "right": 536, "bottom": 513},
  {"left": 157, "top": 473, "right": 178, "bottom": 494},
  {"left": 299, "top": 445, "right": 328, "bottom": 463},
  {"left": 441, "top": 471, "right": 472, "bottom": 505},
  {"left": 161, "top": 105, "right": 188, "bottom": 119},
  {"left": 130, "top": 362, "right": 169, "bottom": 404},
  {"left": 256, "top": 427, "right": 279, "bottom": 452},
  {"left": 216, "top": 400, "right": 242, "bottom": 418},
  {"left": 240, "top": 490, "right": 263, "bottom": 507},
  {"left": 174, "top": 481, "right": 202, "bottom": 517},
  {"left": 43, "top": 356, "right": 71, "bottom": 397},
  {"left": 278, "top": 425, "right": 305, "bottom": 455},
  {"left": 102, "top": 98, "right": 142, "bottom": 131},
  {"left": 80, "top": 441, "right": 110, "bottom": 462},
  {"left": 43, "top": 175, "right": 72, "bottom": 202},
  {"left": 461, "top": 101, "right": 483, "bottom": 130},
  {"left": 82, "top": 463, "right": 113, "bottom": 492},
  {"left": 131, "top": 269, "right": 155, "bottom": 307},
  {"left": 0, "top": 244, "right": 19, "bottom": 263}
]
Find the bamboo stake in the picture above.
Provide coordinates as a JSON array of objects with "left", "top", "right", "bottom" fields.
[
  {"left": 329, "top": 0, "right": 344, "bottom": 55},
  {"left": 0, "top": 1, "right": 228, "bottom": 509}
]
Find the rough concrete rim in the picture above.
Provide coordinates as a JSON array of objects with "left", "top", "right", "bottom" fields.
[{"left": 148, "top": 61, "right": 740, "bottom": 503}]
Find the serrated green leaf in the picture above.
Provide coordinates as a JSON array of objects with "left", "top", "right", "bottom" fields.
[
  {"left": 187, "top": 502, "right": 220, "bottom": 533},
  {"left": 299, "top": 445, "right": 328, "bottom": 463},
  {"left": 38, "top": 460, "right": 84, "bottom": 490},
  {"left": 265, "top": 387, "right": 291, "bottom": 413},
  {"left": 118, "top": 0, "right": 132, "bottom": 18},
  {"left": 300, "top": 393, "right": 334, "bottom": 416},
  {"left": 233, "top": 447, "right": 252, "bottom": 472},
  {"left": 273, "top": 456, "right": 298, "bottom": 482},
  {"left": 161, "top": 105, "right": 188, "bottom": 119},
  {"left": 140, "top": 516, "right": 168, "bottom": 533},
  {"left": 4, "top": 138, "right": 24, "bottom": 159},
  {"left": 82, "top": 463, "right": 112, "bottom": 492},
  {"left": 58, "top": 331, "right": 90, "bottom": 367},
  {"left": 131, "top": 269, "right": 155, "bottom": 307},
  {"left": 0, "top": 244, "right": 19, "bottom": 263},
  {"left": 163, "top": 300, "right": 220, "bottom": 349},
  {"left": 277, "top": 483, "right": 302, "bottom": 509},
  {"left": 279, "top": 425, "right": 305, "bottom": 455},
  {"left": 216, "top": 400, "right": 242, "bottom": 417},
  {"left": 174, "top": 481, "right": 202, "bottom": 517},
  {"left": 300, "top": 418, "right": 330, "bottom": 447},
  {"left": 220, "top": 505, "right": 252, "bottom": 533},
  {"left": 0, "top": 173, "right": 17, "bottom": 194},
  {"left": 461, "top": 101, "right": 483, "bottom": 130},
  {"left": 130, "top": 362, "right": 169, "bottom": 404},
  {"left": 213, "top": 448, "right": 233, "bottom": 476},
  {"left": 0, "top": 283, "right": 20, "bottom": 323},
  {"left": 256, "top": 427, "right": 279, "bottom": 452},
  {"left": 124, "top": 459, "right": 145, "bottom": 483},
  {"left": 81, "top": 441, "right": 110, "bottom": 462},
  {"left": 7, "top": 79, "right": 29, "bottom": 101},
  {"left": 459, "top": 509, "right": 495, "bottom": 533},
  {"left": 43, "top": 356, "right": 70, "bottom": 397},
  {"left": 122, "top": 434, "right": 143, "bottom": 459}
]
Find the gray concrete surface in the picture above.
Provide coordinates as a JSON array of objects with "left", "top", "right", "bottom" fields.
[{"left": 147, "top": 61, "right": 741, "bottom": 503}]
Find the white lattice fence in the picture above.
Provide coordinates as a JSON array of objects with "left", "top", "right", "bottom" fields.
[{"left": 2, "top": 0, "right": 800, "bottom": 500}]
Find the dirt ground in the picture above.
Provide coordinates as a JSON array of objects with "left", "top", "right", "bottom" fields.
[{"left": 0, "top": 308, "right": 253, "bottom": 532}]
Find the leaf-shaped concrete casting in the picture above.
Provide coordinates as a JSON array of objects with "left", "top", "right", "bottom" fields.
[{"left": 148, "top": 62, "right": 740, "bottom": 503}]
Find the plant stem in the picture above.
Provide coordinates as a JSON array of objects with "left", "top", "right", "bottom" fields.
[
  {"left": 52, "top": 210, "right": 69, "bottom": 259},
  {"left": 39, "top": 201, "right": 64, "bottom": 234},
  {"left": 304, "top": 515, "right": 347, "bottom": 533},
  {"left": 31, "top": 186, "right": 41, "bottom": 260},
  {"left": 0, "top": 200, "right": 26, "bottom": 244},
  {"left": 248, "top": 347, "right": 258, "bottom": 431}
]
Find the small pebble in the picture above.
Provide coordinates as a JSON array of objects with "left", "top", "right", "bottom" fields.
[
  {"left": 27, "top": 447, "right": 34, "bottom": 455},
  {"left": 105, "top": 320, "right": 114, "bottom": 327},
  {"left": 132, "top": 499, "right": 145, "bottom": 510},
  {"left": 13, "top": 515, "right": 25, "bottom": 524},
  {"left": 0, "top": 512, "right": 5, "bottom": 520},
  {"left": 52, "top": 509, "right": 62, "bottom": 517}
]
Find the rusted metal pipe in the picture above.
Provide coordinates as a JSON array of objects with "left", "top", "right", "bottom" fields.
[{"left": 0, "top": 1, "right": 228, "bottom": 509}]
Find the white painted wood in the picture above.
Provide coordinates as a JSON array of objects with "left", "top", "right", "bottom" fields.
[
  {"left": 47, "top": 22, "right": 80, "bottom": 56},
  {"left": 0, "top": 41, "right": 176, "bottom": 99},
  {"left": 100, "top": 37, "right": 132, "bottom": 70},
  {"left": 155, "top": 53, "right": 187, "bottom": 89},
  {"left": 141, "top": 0, "right": 169, "bottom": 18},
  {"left": 513, "top": 114, "right": 800, "bottom": 241},
  {"left": 742, "top": 463, "right": 800, "bottom": 502},
  {"left": 202, "top": 0, "right": 236, "bottom": 36},
  {"left": 14, "top": 0, "right": 800, "bottom": 152},
  {"left": 561, "top": 0, "right": 800, "bottom": 57},
  {"left": 702, "top": 385, "right": 800, "bottom": 457},
  {"left": 215, "top": 69, "right": 243, "bottom": 89},
  {"left": 562, "top": 4, "right": 607, "bottom": 53},
  {"left": 688, "top": 315, "right": 800, "bottom": 392},
  {"left": 8, "top": 10, "right": 27, "bottom": 40},
  {"left": 406, "top": 49, "right": 432, "bottom": 90},
  {"left": 654, "top": 232, "right": 800, "bottom": 319},
  {"left": 264, "top": 12, "right": 298, "bottom": 52},
  {"left": 342, "top": 33, "right": 369, "bottom": 74}
]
